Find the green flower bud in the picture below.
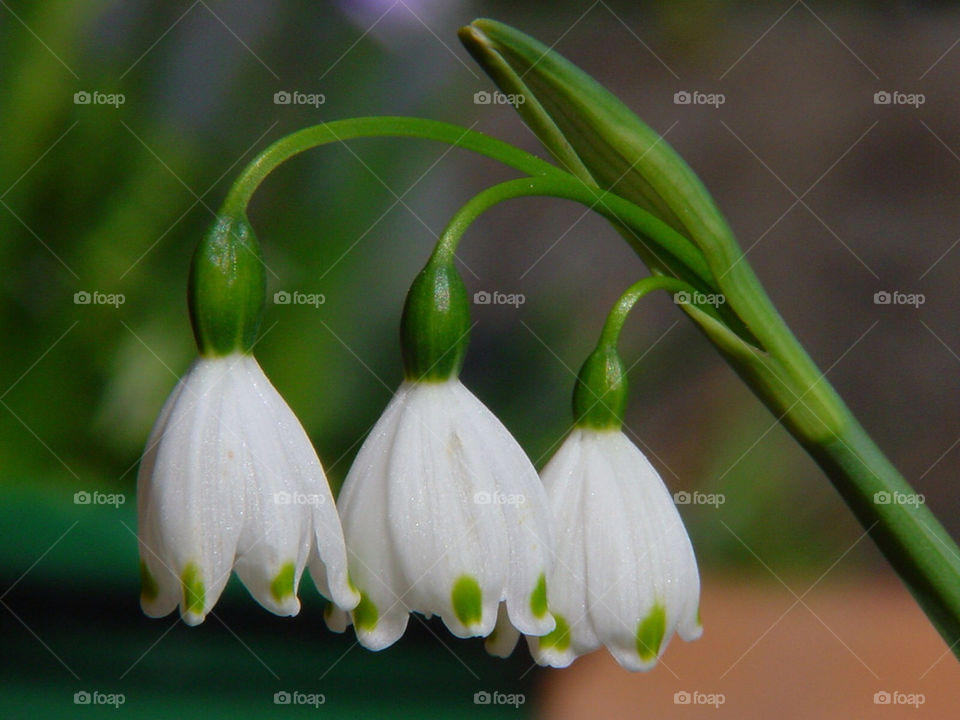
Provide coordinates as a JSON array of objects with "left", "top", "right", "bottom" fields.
[
  {"left": 188, "top": 214, "right": 266, "bottom": 357},
  {"left": 400, "top": 259, "right": 471, "bottom": 382},
  {"left": 572, "top": 344, "right": 627, "bottom": 430}
]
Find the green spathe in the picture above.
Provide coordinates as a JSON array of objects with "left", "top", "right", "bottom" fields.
[
  {"left": 400, "top": 259, "right": 471, "bottom": 381},
  {"left": 572, "top": 345, "right": 627, "bottom": 430},
  {"left": 189, "top": 213, "right": 266, "bottom": 357},
  {"left": 459, "top": 19, "right": 733, "bottom": 256}
]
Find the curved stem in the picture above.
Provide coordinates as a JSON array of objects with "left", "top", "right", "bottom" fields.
[
  {"left": 429, "top": 176, "right": 715, "bottom": 294},
  {"left": 427, "top": 176, "right": 767, "bottom": 344},
  {"left": 222, "top": 117, "right": 569, "bottom": 216},
  {"left": 598, "top": 276, "right": 691, "bottom": 347}
]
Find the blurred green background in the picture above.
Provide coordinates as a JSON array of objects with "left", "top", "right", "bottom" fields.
[{"left": 3, "top": 0, "right": 960, "bottom": 717}]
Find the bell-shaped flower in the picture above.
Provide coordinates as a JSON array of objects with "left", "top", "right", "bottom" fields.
[
  {"left": 525, "top": 339, "right": 701, "bottom": 671},
  {"left": 137, "top": 215, "right": 357, "bottom": 625},
  {"left": 326, "top": 258, "right": 554, "bottom": 649},
  {"left": 528, "top": 426, "right": 701, "bottom": 670}
]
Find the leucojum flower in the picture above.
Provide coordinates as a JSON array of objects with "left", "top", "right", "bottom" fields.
[
  {"left": 515, "top": 283, "right": 703, "bottom": 670},
  {"left": 325, "top": 255, "right": 556, "bottom": 649},
  {"left": 137, "top": 215, "right": 358, "bottom": 624}
]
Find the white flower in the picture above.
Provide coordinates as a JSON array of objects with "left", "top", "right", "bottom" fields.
[
  {"left": 327, "top": 378, "right": 554, "bottom": 649},
  {"left": 137, "top": 353, "right": 358, "bottom": 625},
  {"left": 527, "top": 427, "right": 701, "bottom": 671}
]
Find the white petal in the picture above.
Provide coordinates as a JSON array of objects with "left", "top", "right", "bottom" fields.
[
  {"left": 137, "top": 356, "right": 246, "bottom": 625},
  {"left": 222, "top": 356, "right": 311, "bottom": 616},
  {"left": 332, "top": 384, "right": 412, "bottom": 650},
  {"left": 528, "top": 430, "right": 597, "bottom": 667},
  {"left": 582, "top": 430, "right": 701, "bottom": 670},
  {"left": 452, "top": 382, "right": 554, "bottom": 637},
  {"left": 485, "top": 602, "right": 520, "bottom": 658},
  {"left": 138, "top": 368, "right": 189, "bottom": 619},
  {"left": 387, "top": 381, "right": 508, "bottom": 639}
]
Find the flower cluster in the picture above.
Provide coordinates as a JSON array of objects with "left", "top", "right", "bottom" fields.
[{"left": 136, "top": 218, "right": 702, "bottom": 671}]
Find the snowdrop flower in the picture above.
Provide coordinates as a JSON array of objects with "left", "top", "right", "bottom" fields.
[
  {"left": 138, "top": 215, "right": 357, "bottom": 625},
  {"left": 529, "top": 426, "right": 701, "bottom": 670},
  {"left": 527, "top": 309, "right": 702, "bottom": 670},
  {"left": 326, "top": 257, "right": 554, "bottom": 649}
]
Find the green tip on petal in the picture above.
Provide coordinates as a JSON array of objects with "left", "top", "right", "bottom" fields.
[
  {"left": 451, "top": 575, "right": 483, "bottom": 627},
  {"left": 530, "top": 573, "right": 548, "bottom": 619},
  {"left": 269, "top": 562, "right": 296, "bottom": 602},
  {"left": 140, "top": 561, "right": 158, "bottom": 602},
  {"left": 538, "top": 613, "right": 571, "bottom": 651},
  {"left": 636, "top": 603, "right": 666, "bottom": 661},
  {"left": 353, "top": 591, "right": 378, "bottom": 631},
  {"left": 400, "top": 258, "right": 471, "bottom": 382},
  {"left": 181, "top": 563, "right": 205, "bottom": 618}
]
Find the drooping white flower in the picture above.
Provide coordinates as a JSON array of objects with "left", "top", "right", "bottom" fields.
[
  {"left": 326, "top": 378, "right": 555, "bottom": 649},
  {"left": 527, "top": 427, "right": 701, "bottom": 671},
  {"left": 137, "top": 353, "right": 358, "bottom": 625}
]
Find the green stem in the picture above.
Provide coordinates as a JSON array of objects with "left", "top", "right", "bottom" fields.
[
  {"left": 428, "top": 176, "right": 765, "bottom": 343},
  {"left": 599, "top": 276, "right": 691, "bottom": 347},
  {"left": 222, "top": 117, "right": 569, "bottom": 216},
  {"left": 808, "top": 421, "right": 960, "bottom": 647},
  {"left": 430, "top": 176, "right": 713, "bottom": 290}
]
